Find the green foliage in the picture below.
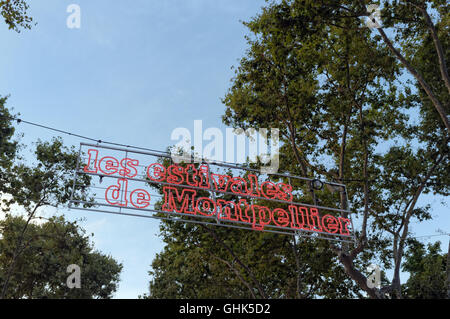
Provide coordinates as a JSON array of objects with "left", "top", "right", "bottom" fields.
[
  {"left": 2, "top": 137, "right": 93, "bottom": 212},
  {"left": 0, "top": 0, "right": 34, "bottom": 32},
  {"left": 402, "top": 240, "right": 448, "bottom": 299},
  {"left": 0, "top": 215, "right": 123, "bottom": 299},
  {"left": 0, "top": 96, "right": 18, "bottom": 193},
  {"left": 146, "top": 158, "right": 361, "bottom": 299},
  {"left": 0, "top": 98, "right": 120, "bottom": 299},
  {"left": 147, "top": 0, "right": 448, "bottom": 299},
  {"left": 149, "top": 222, "right": 362, "bottom": 299}
]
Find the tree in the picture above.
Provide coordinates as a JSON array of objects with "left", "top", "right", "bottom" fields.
[
  {"left": 402, "top": 240, "right": 447, "bottom": 298},
  {"left": 146, "top": 159, "right": 362, "bottom": 299},
  {"left": 220, "top": 0, "right": 448, "bottom": 299},
  {"left": 149, "top": 221, "right": 362, "bottom": 299},
  {"left": 379, "top": 0, "right": 450, "bottom": 132},
  {"left": 0, "top": 99, "right": 120, "bottom": 298},
  {"left": 0, "top": 0, "right": 34, "bottom": 32},
  {"left": 0, "top": 215, "right": 122, "bottom": 299},
  {"left": 0, "top": 136, "right": 95, "bottom": 298},
  {"left": 252, "top": 0, "right": 449, "bottom": 132},
  {"left": 0, "top": 96, "right": 18, "bottom": 194},
  {"left": 145, "top": 0, "right": 448, "bottom": 299}
]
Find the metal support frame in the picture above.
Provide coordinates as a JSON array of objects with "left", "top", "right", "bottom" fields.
[{"left": 69, "top": 143, "right": 357, "bottom": 243}]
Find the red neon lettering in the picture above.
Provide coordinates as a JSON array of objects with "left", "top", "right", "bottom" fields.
[
  {"left": 276, "top": 183, "right": 293, "bottom": 202},
  {"left": 184, "top": 164, "right": 199, "bottom": 187},
  {"left": 322, "top": 214, "right": 339, "bottom": 234},
  {"left": 99, "top": 156, "right": 120, "bottom": 176},
  {"left": 147, "top": 163, "right": 166, "bottom": 182},
  {"left": 84, "top": 149, "right": 99, "bottom": 173},
  {"left": 216, "top": 199, "right": 239, "bottom": 221},
  {"left": 251, "top": 205, "right": 272, "bottom": 230},
  {"left": 338, "top": 217, "right": 351, "bottom": 236},
  {"left": 308, "top": 208, "right": 323, "bottom": 232},
  {"left": 195, "top": 197, "right": 216, "bottom": 217},
  {"left": 211, "top": 173, "right": 231, "bottom": 192},
  {"left": 198, "top": 165, "right": 211, "bottom": 189},
  {"left": 272, "top": 208, "right": 290, "bottom": 227},
  {"left": 130, "top": 189, "right": 151, "bottom": 209},
  {"left": 289, "top": 205, "right": 311, "bottom": 230},
  {"left": 105, "top": 179, "right": 128, "bottom": 207},
  {"left": 119, "top": 158, "right": 139, "bottom": 178},
  {"left": 167, "top": 164, "right": 184, "bottom": 184},
  {"left": 289, "top": 205, "right": 301, "bottom": 229},
  {"left": 237, "top": 199, "right": 252, "bottom": 223},
  {"left": 229, "top": 177, "right": 248, "bottom": 195},
  {"left": 260, "top": 181, "right": 279, "bottom": 200},
  {"left": 90, "top": 150, "right": 352, "bottom": 238},
  {"left": 247, "top": 174, "right": 261, "bottom": 197},
  {"left": 162, "top": 186, "right": 196, "bottom": 215}
]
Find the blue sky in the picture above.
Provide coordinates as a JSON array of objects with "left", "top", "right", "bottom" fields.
[
  {"left": 1, "top": 0, "right": 448, "bottom": 298},
  {"left": 1, "top": 0, "right": 269, "bottom": 298}
]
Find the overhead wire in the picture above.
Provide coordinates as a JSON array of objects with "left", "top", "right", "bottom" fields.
[{"left": 0, "top": 113, "right": 169, "bottom": 155}]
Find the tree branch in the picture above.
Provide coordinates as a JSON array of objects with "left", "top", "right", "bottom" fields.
[
  {"left": 376, "top": 27, "right": 450, "bottom": 132},
  {"left": 200, "top": 225, "right": 268, "bottom": 298},
  {"left": 211, "top": 255, "right": 257, "bottom": 299},
  {"left": 0, "top": 196, "right": 46, "bottom": 299},
  {"left": 391, "top": 151, "right": 447, "bottom": 296},
  {"left": 412, "top": 2, "right": 450, "bottom": 93}
]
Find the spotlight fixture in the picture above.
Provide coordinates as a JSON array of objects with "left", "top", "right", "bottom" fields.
[{"left": 311, "top": 179, "right": 323, "bottom": 191}]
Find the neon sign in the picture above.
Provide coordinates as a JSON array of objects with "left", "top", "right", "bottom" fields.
[{"left": 69, "top": 143, "right": 355, "bottom": 243}]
